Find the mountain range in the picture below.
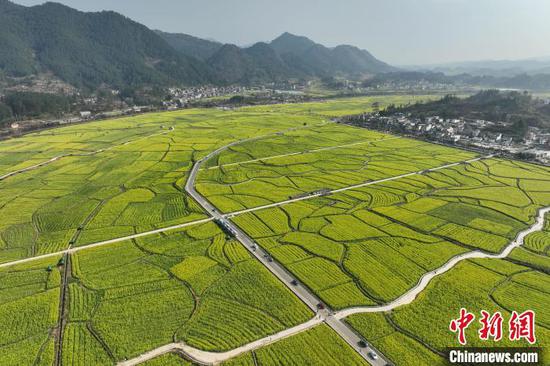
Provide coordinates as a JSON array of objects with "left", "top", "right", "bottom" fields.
[
  {"left": 408, "top": 57, "right": 550, "bottom": 77},
  {"left": 0, "top": 0, "right": 393, "bottom": 90}
]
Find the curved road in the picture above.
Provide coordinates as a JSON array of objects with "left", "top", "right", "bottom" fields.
[
  {"left": 118, "top": 206, "right": 549, "bottom": 366},
  {"left": 1, "top": 124, "right": 545, "bottom": 365},
  {"left": 335, "top": 206, "right": 550, "bottom": 318}
]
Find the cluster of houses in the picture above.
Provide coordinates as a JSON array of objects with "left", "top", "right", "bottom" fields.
[
  {"left": 343, "top": 113, "right": 550, "bottom": 164},
  {"left": 162, "top": 86, "right": 248, "bottom": 109}
]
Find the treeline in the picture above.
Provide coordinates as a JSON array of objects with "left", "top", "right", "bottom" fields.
[
  {"left": 0, "top": 92, "right": 74, "bottom": 126},
  {"left": 364, "top": 71, "right": 550, "bottom": 91},
  {"left": 382, "top": 90, "right": 550, "bottom": 130}
]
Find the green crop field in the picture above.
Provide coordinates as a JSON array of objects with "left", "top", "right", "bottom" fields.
[
  {"left": 62, "top": 222, "right": 312, "bottom": 362},
  {"left": 229, "top": 156, "right": 550, "bottom": 309},
  {"left": 1, "top": 95, "right": 549, "bottom": 366},
  {"left": 347, "top": 258, "right": 550, "bottom": 366},
  {"left": 223, "top": 325, "right": 369, "bottom": 366},
  {"left": 0, "top": 258, "right": 61, "bottom": 366},
  {"left": 0, "top": 108, "right": 327, "bottom": 264},
  {"left": 197, "top": 134, "right": 478, "bottom": 213}
]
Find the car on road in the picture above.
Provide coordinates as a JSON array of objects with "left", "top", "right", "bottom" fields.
[
  {"left": 291, "top": 279, "right": 298, "bottom": 286},
  {"left": 357, "top": 340, "right": 367, "bottom": 348},
  {"left": 368, "top": 351, "right": 378, "bottom": 360},
  {"left": 316, "top": 302, "right": 325, "bottom": 310}
]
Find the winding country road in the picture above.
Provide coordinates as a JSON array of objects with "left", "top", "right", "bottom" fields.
[
  {"left": 117, "top": 205, "right": 550, "bottom": 365},
  {"left": 184, "top": 129, "right": 390, "bottom": 366},
  {"left": 2, "top": 124, "right": 547, "bottom": 365},
  {"left": 335, "top": 206, "right": 550, "bottom": 318}
]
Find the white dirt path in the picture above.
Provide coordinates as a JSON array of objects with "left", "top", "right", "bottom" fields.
[
  {"left": 0, "top": 130, "right": 170, "bottom": 181},
  {"left": 117, "top": 206, "right": 549, "bottom": 365}
]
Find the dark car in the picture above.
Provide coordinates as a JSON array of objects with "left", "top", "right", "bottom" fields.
[
  {"left": 291, "top": 280, "right": 298, "bottom": 286},
  {"left": 357, "top": 340, "right": 367, "bottom": 348},
  {"left": 316, "top": 302, "right": 325, "bottom": 310}
]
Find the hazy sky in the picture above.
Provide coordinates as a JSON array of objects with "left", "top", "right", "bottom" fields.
[{"left": 13, "top": 0, "right": 550, "bottom": 65}]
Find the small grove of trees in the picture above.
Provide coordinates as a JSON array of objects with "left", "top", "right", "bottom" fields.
[{"left": 0, "top": 92, "right": 74, "bottom": 126}]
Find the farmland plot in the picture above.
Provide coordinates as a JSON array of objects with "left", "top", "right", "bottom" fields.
[
  {"left": 229, "top": 156, "right": 550, "bottom": 309},
  {"left": 197, "top": 134, "right": 478, "bottom": 212},
  {"left": 65, "top": 222, "right": 311, "bottom": 361},
  {"left": 224, "top": 325, "right": 368, "bottom": 366},
  {"left": 346, "top": 259, "right": 550, "bottom": 365},
  {"left": 0, "top": 258, "right": 61, "bottom": 366},
  {"left": 0, "top": 108, "right": 317, "bottom": 264}
]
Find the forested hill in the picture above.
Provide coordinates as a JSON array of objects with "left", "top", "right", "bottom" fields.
[
  {"left": 384, "top": 90, "right": 550, "bottom": 129},
  {"left": 0, "top": 0, "right": 215, "bottom": 89},
  {"left": 0, "top": 0, "right": 394, "bottom": 90}
]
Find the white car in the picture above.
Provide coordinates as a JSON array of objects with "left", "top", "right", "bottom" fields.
[{"left": 368, "top": 351, "right": 378, "bottom": 360}]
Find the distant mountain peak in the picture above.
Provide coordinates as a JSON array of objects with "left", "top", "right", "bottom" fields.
[
  {"left": 271, "top": 32, "right": 317, "bottom": 55},
  {"left": 0, "top": 1, "right": 394, "bottom": 89}
]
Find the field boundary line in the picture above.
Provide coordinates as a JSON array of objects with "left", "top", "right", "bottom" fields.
[
  {"left": 113, "top": 206, "right": 549, "bottom": 366},
  {"left": 0, "top": 217, "right": 213, "bottom": 269},
  {"left": 0, "top": 130, "right": 171, "bottom": 182},
  {"left": 225, "top": 155, "right": 491, "bottom": 217},
  {"left": 203, "top": 136, "right": 402, "bottom": 171}
]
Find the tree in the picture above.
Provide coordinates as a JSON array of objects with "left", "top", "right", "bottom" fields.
[{"left": 0, "top": 103, "right": 13, "bottom": 125}]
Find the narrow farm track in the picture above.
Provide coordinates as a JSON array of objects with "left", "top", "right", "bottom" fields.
[
  {"left": 185, "top": 134, "right": 388, "bottom": 366},
  {"left": 118, "top": 317, "right": 324, "bottom": 366},
  {"left": 118, "top": 207, "right": 550, "bottom": 366},
  {"left": 0, "top": 130, "right": 171, "bottom": 182},
  {"left": 0, "top": 217, "right": 214, "bottom": 269},
  {"left": 0, "top": 146, "right": 489, "bottom": 272},
  {"left": 225, "top": 155, "right": 493, "bottom": 218},
  {"left": 335, "top": 206, "right": 550, "bottom": 319},
  {"left": 54, "top": 253, "right": 71, "bottom": 366},
  {"left": 203, "top": 136, "right": 402, "bottom": 171}
]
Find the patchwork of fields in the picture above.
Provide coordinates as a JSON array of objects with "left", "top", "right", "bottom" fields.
[
  {"left": 1, "top": 95, "right": 549, "bottom": 366},
  {"left": 197, "top": 128, "right": 477, "bottom": 212},
  {"left": 63, "top": 222, "right": 312, "bottom": 364},
  {"left": 346, "top": 258, "right": 550, "bottom": 365},
  {"left": 231, "top": 158, "right": 550, "bottom": 310},
  {"left": 0, "top": 109, "right": 324, "bottom": 264}
]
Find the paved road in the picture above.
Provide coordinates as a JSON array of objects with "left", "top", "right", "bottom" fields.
[
  {"left": 185, "top": 135, "right": 389, "bottom": 366},
  {"left": 119, "top": 317, "right": 324, "bottom": 366},
  {"left": 116, "top": 206, "right": 550, "bottom": 366},
  {"left": 0, "top": 217, "right": 213, "bottom": 269},
  {"left": 227, "top": 155, "right": 492, "bottom": 218},
  {"left": 0, "top": 130, "right": 171, "bottom": 181}
]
